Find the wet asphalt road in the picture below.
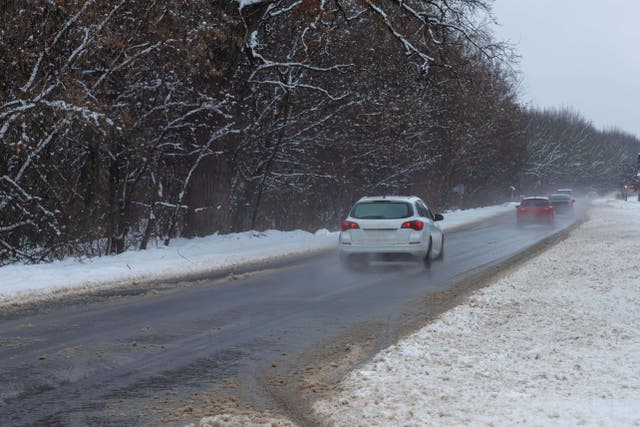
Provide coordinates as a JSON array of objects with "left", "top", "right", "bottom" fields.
[{"left": 0, "top": 207, "right": 582, "bottom": 426}]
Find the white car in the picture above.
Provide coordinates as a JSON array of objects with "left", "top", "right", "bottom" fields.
[{"left": 339, "top": 196, "right": 444, "bottom": 268}]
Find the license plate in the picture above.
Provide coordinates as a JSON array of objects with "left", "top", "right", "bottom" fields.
[{"left": 361, "top": 229, "right": 398, "bottom": 242}]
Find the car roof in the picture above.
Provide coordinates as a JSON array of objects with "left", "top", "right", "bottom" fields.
[
  {"left": 521, "top": 196, "right": 549, "bottom": 200},
  {"left": 356, "top": 195, "right": 422, "bottom": 203},
  {"left": 557, "top": 188, "right": 573, "bottom": 192}
]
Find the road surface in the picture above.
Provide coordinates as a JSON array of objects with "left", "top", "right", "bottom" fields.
[{"left": 0, "top": 208, "right": 582, "bottom": 426}]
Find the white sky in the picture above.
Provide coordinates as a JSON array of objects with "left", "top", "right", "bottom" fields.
[{"left": 491, "top": 0, "right": 640, "bottom": 137}]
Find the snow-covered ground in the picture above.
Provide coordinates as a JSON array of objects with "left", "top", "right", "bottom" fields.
[
  {"left": 0, "top": 203, "right": 515, "bottom": 307},
  {"left": 438, "top": 202, "right": 518, "bottom": 230},
  {"left": 313, "top": 198, "right": 640, "bottom": 426}
]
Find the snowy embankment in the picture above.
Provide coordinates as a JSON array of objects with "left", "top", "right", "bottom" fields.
[
  {"left": 0, "top": 203, "right": 515, "bottom": 307},
  {"left": 313, "top": 198, "right": 640, "bottom": 426}
]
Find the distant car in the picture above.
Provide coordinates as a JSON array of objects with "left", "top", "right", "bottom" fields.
[
  {"left": 583, "top": 187, "right": 598, "bottom": 199},
  {"left": 516, "top": 197, "right": 554, "bottom": 226},
  {"left": 339, "top": 196, "right": 444, "bottom": 268},
  {"left": 556, "top": 188, "right": 573, "bottom": 196},
  {"left": 549, "top": 194, "right": 575, "bottom": 214}
]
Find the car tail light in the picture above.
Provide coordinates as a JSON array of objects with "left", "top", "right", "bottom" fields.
[
  {"left": 341, "top": 221, "right": 359, "bottom": 231},
  {"left": 401, "top": 220, "right": 424, "bottom": 231}
]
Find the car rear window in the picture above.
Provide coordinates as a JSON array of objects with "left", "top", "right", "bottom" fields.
[
  {"left": 550, "top": 195, "right": 571, "bottom": 202},
  {"left": 521, "top": 199, "right": 550, "bottom": 207},
  {"left": 351, "top": 201, "right": 413, "bottom": 219}
]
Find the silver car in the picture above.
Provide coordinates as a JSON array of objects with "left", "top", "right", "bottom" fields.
[{"left": 339, "top": 196, "right": 444, "bottom": 268}]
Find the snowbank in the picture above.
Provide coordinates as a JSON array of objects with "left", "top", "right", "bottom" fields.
[
  {"left": 314, "top": 198, "right": 640, "bottom": 426},
  {"left": 440, "top": 202, "right": 517, "bottom": 230},
  {"left": 0, "top": 203, "right": 514, "bottom": 307},
  {"left": 0, "top": 229, "right": 337, "bottom": 307}
]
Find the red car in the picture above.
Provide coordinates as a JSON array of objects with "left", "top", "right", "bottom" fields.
[{"left": 516, "top": 197, "right": 554, "bottom": 226}]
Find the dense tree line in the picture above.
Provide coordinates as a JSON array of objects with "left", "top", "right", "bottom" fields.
[
  {"left": 1, "top": 0, "right": 638, "bottom": 265},
  {"left": 518, "top": 108, "right": 639, "bottom": 192}
]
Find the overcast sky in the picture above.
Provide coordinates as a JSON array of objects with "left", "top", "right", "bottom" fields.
[{"left": 491, "top": 0, "right": 640, "bottom": 137}]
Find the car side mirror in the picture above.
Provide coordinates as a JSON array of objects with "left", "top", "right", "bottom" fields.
[
  {"left": 515, "top": 205, "right": 520, "bottom": 209},
  {"left": 434, "top": 213, "right": 444, "bottom": 221}
]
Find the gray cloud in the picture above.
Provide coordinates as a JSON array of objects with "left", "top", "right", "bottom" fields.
[{"left": 492, "top": 0, "right": 640, "bottom": 137}]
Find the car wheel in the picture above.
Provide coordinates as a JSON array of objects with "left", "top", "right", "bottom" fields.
[
  {"left": 423, "top": 238, "right": 432, "bottom": 268},
  {"left": 340, "top": 254, "right": 355, "bottom": 270},
  {"left": 436, "top": 236, "right": 445, "bottom": 261},
  {"left": 341, "top": 254, "right": 366, "bottom": 271}
]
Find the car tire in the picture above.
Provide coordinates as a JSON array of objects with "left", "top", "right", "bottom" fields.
[
  {"left": 341, "top": 254, "right": 366, "bottom": 271},
  {"left": 436, "top": 236, "right": 445, "bottom": 261},
  {"left": 423, "top": 238, "right": 432, "bottom": 269},
  {"left": 340, "top": 254, "right": 355, "bottom": 270}
]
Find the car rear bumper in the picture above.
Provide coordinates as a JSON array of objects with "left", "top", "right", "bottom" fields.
[
  {"left": 553, "top": 206, "right": 574, "bottom": 214},
  {"left": 517, "top": 211, "right": 553, "bottom": 219},
  {"left": 339, "top": 241, "right": 428, "bottom": 257},
  {"left": 517, "top": 215, "right": 554, "bottom": 224}
]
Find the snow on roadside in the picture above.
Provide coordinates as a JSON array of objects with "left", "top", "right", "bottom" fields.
[
  {"left": 188, "top": 413, "right": 294, "bottom": 427},
  {"left": 314, "top": 198, "right": 640, "bottom": 426},
  {"left": 0, "top": 229, "right": 336, "bottom": 307},
  {"left": 440, "top": 202, "right": 517, "bottom": 230},
  {"left": 0, "top": 203, "right": 514, "bottom": 308}
]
